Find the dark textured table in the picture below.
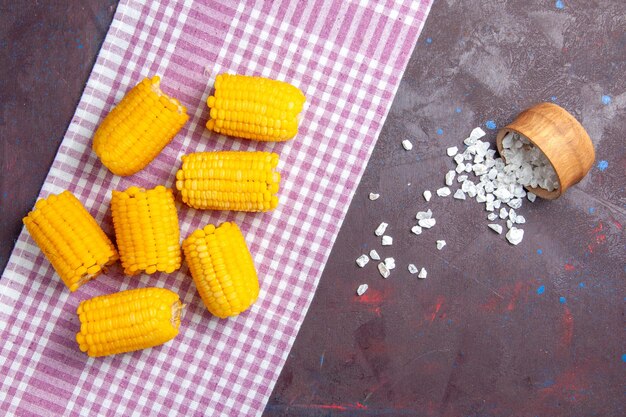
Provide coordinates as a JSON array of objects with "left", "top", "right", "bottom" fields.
[{"left": 2, "top": 1, "right": 624, "bottom": 416}]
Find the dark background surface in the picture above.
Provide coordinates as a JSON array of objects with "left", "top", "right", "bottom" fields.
[{"left": 1, "top": 1, "right": 624, "bottom": 416}]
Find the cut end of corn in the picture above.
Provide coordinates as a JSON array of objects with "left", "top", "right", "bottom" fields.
[
  {"left": 206, "top": 74, "right": 305, "bottom": 142},
  {"left": 23, "top": 191, "right": 118, "bottom": 292},
  {"left": 182, "top": 222, "right": 259, "bottom": 318},
  {"left": 76, "top": 287, "right": 182, "bottom": 357},
  {"left": 93, "top": 76, "right": 189, "bottom": 176},
  {"left": 111, "top": 185, "right": 181, "bottom": 276},
  {"left": 175, "top": 151, "right": 281, "bottom": 212}
]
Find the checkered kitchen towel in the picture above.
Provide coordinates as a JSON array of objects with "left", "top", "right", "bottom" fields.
[{"left": 0, "top": 1, "right": 432, "bottom": 415}]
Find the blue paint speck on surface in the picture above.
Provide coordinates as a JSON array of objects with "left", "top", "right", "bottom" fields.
[
  {"left": 622, "top": 353, "right": 626, "bottom": 363},
  {"left": 579, "top": 282, "right": 586, "bottom": 288},
  {"left": 537, "top": 285, "right": 545, "bottom": 295},
  {"left": 555, "top": 0, "right": 564, "bottom": 9},
  {"left": 559, "top": 296, "right": 567, "bottom": 304},
  {"left": 541, "top": 379, "right": 556, "bottom": 388},
  {"left": 589, "top": 207, "right": 596, "bottom": 214},
  {"left": 456, "top": 107, "right": 462, "bottom": 113},
  {"left": 602, "top": 95, "right": 611, "bottom": 105},
  {"left": 436, "top": 128, "right": 443, "bottom": 135},
  {"left": 485, "top": 120, "right": 497, "bottom": 130},
  {"left": 551, "top": 96, "right": 557, "bottom": 102},
  {"left": 77, "top": 43, "right": 83, "bottom": 49},
  {"left": 597, "top": 160, "right": 609, "bottom": 171},
  {"left": 537, "top": 249, "right": 543, "bottom": 255},
  {"left": 320, "top": 353, "right": 325, "bottom": 367},
  {"left": 426, "top": 37, "right": 432, "bottom": 44},
  {"left": 2, "top": 192, "right": 7, "bottom": 199}
]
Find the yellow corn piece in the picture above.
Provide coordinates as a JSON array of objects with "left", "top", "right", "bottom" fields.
[
  {"left": 93, "top": 76, "right": 189, "bottom": 176},
  {"left": 23, "top": 191, "right": 118, "bottom": 292},
  {"left": 175, "top": 151, "right": 280, "bottom": 211},
  {"left": 182, "top": 222, "right": 259, "bottom": 318},
  {"left": 206, "top": 74, "right": 305, "bottom": 141},
  {"left": 76, "top": 287, "right": 182, "bottom": 357},
  {"left": 111, "top": 185, "right": 181, "bottom": 276}
]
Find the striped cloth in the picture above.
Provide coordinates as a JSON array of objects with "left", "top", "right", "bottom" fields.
[{"left": 0, "top": 1, "right": 432, "bottom": 415}]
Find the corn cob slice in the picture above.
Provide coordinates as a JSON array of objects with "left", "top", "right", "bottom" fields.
[
  {"left": 93, "top": 76, "right": 189, "bottom": 176},
  {"left": 175, "top": 151, "right": 280, "bottom": 211},
  {"left": 111, "top": 185, "right": 181, "bottom": 275},
  {"left": 76, "top": 287, "right": 182, "bottom": 357},
  {"left": 182, "top": 222, "right": 259, "bottom": 318},
  {"left": 23, "top": 191, "right": 118, "bottom": 292},
  {"left": 206, "top": 74, "right": 305, "bottom": 141}
]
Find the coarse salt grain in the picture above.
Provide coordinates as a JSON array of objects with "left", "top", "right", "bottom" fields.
[
  {"left": 418, "top": 268, "right": 428, "bottom": 279},
  {"left": 416, "top": 209, "right": 432, "bottom": 220},
  {"left": 418, "top": 218, "right": 436, "bottom": 229},
  {"left": 436, "top": 240, "right": 446, "bottom": 250},
  {"left": 447, "top": 146, "right": 458, "bottom": 156},
  {"left": 356, "top": 254, "right": 369, "bottom": 267},
  {"left": 487, "top": 213, "right": 498, "bottom": 221},
  {"left": 384, "top": 257, "right": 396, "bottom": 269},
  {"left": 506, "top": 227, "right": 524, "bottom": 245},
  {"left": 527, "top": 192, "right": 536, "bottom": 202},
  {"left": 357, "top": 284, "right": 368, "bottom": 296},
  {"left": 369, "top": 249, "right": 381, "bottom": 260},
  {"left": 375, "top": 222, "right": 388, "bottom": 236},
  {"left": 499, "top": 208, "right": 508, "bottom": 219},
  {"left": 437, "top": 187, "right": 451, "bottom": 197},
  {"left": 488, "top": 223, "right": 503, "bottom": 234},
  {"left": 369, "top": 193, "right": 380, "bottom": 201},
  {"left": 445, "top": 170, "right": 456, "bottom": 186},
  {"left": 378, "top": 262, "right": 391, "bottom": 278},
  {"left": 408, "top": 264, "right": 418, "bottom": 274},
  {"left": 382, "top": 235, "right": 393, "bottom": 246},
  {"left": 402, "top": 139, "right": 413, "bottom": 150},
  {"left": 453, "top": 189, "right": 466, "bottom": 200},
  {"left": 411, "top": 225, "right": 423, "bottom": 235},
  {"left": 423, "top": 190, "right": 432, "bottom": 202}
]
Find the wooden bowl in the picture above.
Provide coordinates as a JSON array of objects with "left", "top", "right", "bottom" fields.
[{"left": 496, "top": 102, "right": 595, "bottom": 200}]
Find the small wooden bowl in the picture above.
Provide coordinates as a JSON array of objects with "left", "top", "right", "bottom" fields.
[{"left": 496, "top": 102, "right": 595, "bottom": 200}]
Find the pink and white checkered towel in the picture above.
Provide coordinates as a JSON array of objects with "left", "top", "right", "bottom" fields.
[{"left": 0, "top": 1, "right": 432, "bottom": 415}]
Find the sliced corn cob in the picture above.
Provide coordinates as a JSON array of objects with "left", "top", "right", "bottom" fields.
[
  {"left": 23, "top": 191, "right": 118, "bottom": 292},
  {"left": 206, "top": 74, "right": 305, "bottom": 141},
  {"left": 111, "top": 185, "right": 181, "bottom": 275},
  {"left": 182, "top": 222, "right": 259, "bottom": 318},
  {"left": 175, "top": 151, "right": 280, "bottom": 211},
  {"left": 76, "top": 287, "right": 182, "bottom": 357},
  {"left": 93, "top": 76, "right": 189, "bottom": 176}
]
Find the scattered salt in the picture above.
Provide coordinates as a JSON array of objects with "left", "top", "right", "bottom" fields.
[
  {"left": 402, "top": 139, "right": 413, "bottom": 150},
  {"left": 445, "top": 170, "right": 456, "bottom": 186},
  {"left": 408, "top": 264, "right": 418, "bottom": 274},
  {"left": 423, "top": 190, "right": 432, "bottom": 202},
  {"left": 416, "top": 209, "right": 433, "bottom": 220},
  {"left": 487, "top": 213, "right": 498, "bottom": 221},
  {"left": 375, "top": 222, "right": 388, "bottom": 236},
  {"left": 447, "top": 146, "right": 458, "bottom": 157},
  {"left": 453, "top": 189, "right": 466, "bottom": 200},
  {"left": 418, "top": 268, "right": 428, "bottom": 279},
  {"left": 378, "top": 262, "right": 391, "bottom": 278},
  {"left": 437, "top": 187, "right": 451, "bottom": 197},
  {"left": 357, "top": 284, "right": 369, "bottom": 296},
  {"left": 411, "top": 225, "right": 423, "bottom": 235},
  {"left": 356, "top": 254, "right": 369, "bottom": 267},
  {"left": 506, "top": 227, "right": 524, "bottom": 245},
  {"left": 499, "top": 208, "right": 508, "bottom": 219},
  {"left": 369, "top": 249, "right": 381, "bottom": 261},
  {"left": 527, "top": 192, "right": 537, "bottom": 202},
  {"left": 488, "top": 224, "right": 503, "bottom": 234},
  {"left": 436, "top": 240, "right": 446, "bottom": 250},
  {"left": 418, "top": 218, "right": 436, "bottom": 229},
  {"left": 369, "top": 193, "right": 380, "bottom": 201},
  {"left": 382, "top": 235, "right": 393, "bottom": 246},
  {"left": 384, "top": 257, "right": 396, "bottom": 270}
]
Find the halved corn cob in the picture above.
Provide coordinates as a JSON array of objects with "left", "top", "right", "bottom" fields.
[
  {"left": 175, "top": 151, "right": 280, "bottom": 211},
  {"left": 93, "top": 76, "right": 189, "bottom": 176},
  {"left": 182, "top": 222, "right": 259, "bottom": 318},
  {"left": 111, "top": 185, "right": 181, "bottom": 275},
  {"left": 76, "top": 287, "right": 182, "bottom": 357},
  {"left": 23, "top": 191, "right": 118, "bottom": 292},
  {"left": 206, "top": 74, "right": 305, "bottom": 141}
]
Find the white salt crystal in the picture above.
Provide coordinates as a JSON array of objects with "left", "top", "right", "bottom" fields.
[
  {"left": 356, "top": 254, "right": 369, "bottom": 267},
  {"left": 408, "top": 264, "right": 418, "bottom": 274},
  {"left": 499, "top": 208, "right": 509, "bottom": 219},
  {"left": 423, "top": 190, "right": 432, "bottom": 202},
  {"left": 402, "top": 139, "right": 413, "bottom": 150},
  {"left": 411, "top": 225, "right": 423, "bottom": 235},
  {"left": 470, "top": 127, "right": 486, "bottom": 140},
  {"left": 418, "top": 218, "right": 436, "bottom": 229},
  {"left": 369, "top": 249, "right": 381, "bottom": 260},
  {"left": 506, "top": 220, "right": 513, "bottom": 229},
  {"left": 454, "top": 154, "right": 465, "bottom": 165},
  {"left": 493, "top": 200, "right": 502, "bottom": 209},
  {"left": 494, "top": 187, "right": 512, "bottom": 202},
  {"left": 453, "top": 189, "right": 466, "bottom": 200},
  {"left": 375, "top": 222, "right": 388, "bottom": 236},
  {"left": 488, "top": 224, "right": 503, "bottom": 234},
  {"left": 515, "top": 215, "right": 526, "bottom": 224},
  {"left": 507, "top": 198, "right": 522, "bottom": 209},
  {"left": 416, "top": 209, "right": 432, "bottom": 220},
  {"left": 506, "top": 227, "right": 524, "bottom": 245},
  {"left": 486, "top": 201, "right": 495, "bottom": 212},
  {"left": 464, "top": 163, "right": 473, "bottom": 173},
  {"left": 457, "top": 175, "right": 468, "bottom": 183},
  {"left": 455, "top": 164, "right": 465, "bottom": 174},
  {"left": 447, "top": 146, "right": 459, "bottom": 156},
  {"left": 418, "top": 268, "right": 428, "bottom": 279},
  {"left": 436, "top": 240, "right": 446, "bottom": 250},
  {"left": 369, "top": 193, "right": 380, "bottom": 201},
  {"left": 487, "top": 213, "right": 498, "bottom": 221},
  {"left": 357, "top": 284, "right": 369, "bottom": 296},
  {"left": 527, "top": 192, "right": 536, "bottom": 202},
  {"left": 437, "top": 187, "right": 451, "bottom": 197},
  {"left": 378, "top": 262, "right": 391, "bottom": 278},
  {"left": 473, "top": 164, "right": 488, "bottom": 176},
  {"left": 445, "top": 170, "right": 456, "bottom": 186},
  {"left": 381, "top": 235, "right": 393, "bottom": 246},
  {"left": 508, "top": 209, "right": 517, "bottom": 222},
  {"left": 384, "top": 257, "right": 396, "bottom": 270},
  {"left": 476, "top": 192, "right": 487, "bottom": 203}
]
